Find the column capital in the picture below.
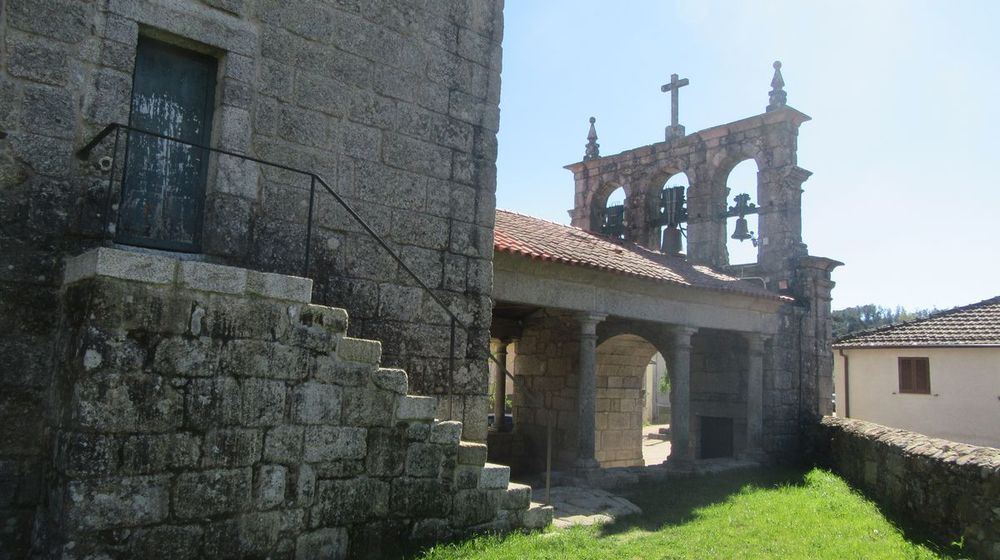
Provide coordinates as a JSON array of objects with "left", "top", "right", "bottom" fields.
[
  {"left": 742, "top": 332, "right": 768, "bottom": 355},
  {"left": 671, "top": 325, "right": 697, "bottom": 347},
  {"left": 576, "top": 312, "right": 607, "bottom": 336}
]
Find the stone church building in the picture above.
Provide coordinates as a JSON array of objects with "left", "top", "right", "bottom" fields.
[
  {"left": 0, "top": 0, "right": 838, "bottom": 558},
  {"left": 488, "top": 64, "right": 841, "bottom": 473}
]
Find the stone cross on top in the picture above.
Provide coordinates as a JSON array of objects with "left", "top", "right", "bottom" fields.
[{"left": 661, "top": 73, "right": 689, "bottom": 141}]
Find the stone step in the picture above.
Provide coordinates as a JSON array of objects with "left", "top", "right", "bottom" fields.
[
  {"left": 478, "top": 462, "right": 510, "bottom": 490},
  {"left": 501, "top": 482, "right": 531, "bottom": 511},
  {"left": 521, "top": 502, "right": 554, "bottom": 529},
  {"left": 457, "top": 441, "right": 488, "bottom": 467}
]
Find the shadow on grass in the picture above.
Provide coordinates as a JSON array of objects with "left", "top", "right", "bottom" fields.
[
  {"left": 596, "top": 465, "right": 967, "bottom": 559},
  {"left": 598, "top": 465, "right": 809, "bottom": 536}
]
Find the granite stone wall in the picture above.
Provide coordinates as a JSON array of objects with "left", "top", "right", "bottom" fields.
[
  {"left": 0, "top": 2, "right": 503, "bottom": 555},
  {"left": 509, "top": 311, "right": 581, "bottom": 470},
  {"left": 37, "top": 248, "right": 546, "bottom": 559},
  {"left": 594, "top": 334, "right": 653, "bottom": 468},
  {"left": 818, "top": 417, "right": 1000, "bottom": 560}
]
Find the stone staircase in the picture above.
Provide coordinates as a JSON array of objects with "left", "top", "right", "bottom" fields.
[{"left": 49, "top": 248, "right": 550, "bottom": 559}]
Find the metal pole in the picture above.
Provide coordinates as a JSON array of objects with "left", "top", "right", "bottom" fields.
[
  {"left": 545, "top": 411, "right": 553, "bottom": 506},
  {"left": 303, "top": 175, "right": 316, "bottom": 277},
  {"left": 448, "top": 317, "right": 456, "bottom": 420},
  {"left": 102, "top": 128, "right": 121, "bottom": 244}
]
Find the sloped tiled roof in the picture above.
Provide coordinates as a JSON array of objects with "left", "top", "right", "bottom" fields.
[
  {"left": 493, "top": 209, "right": 789, "bottom": 302},
  {"left": 834, "top": 296, "right": 1000, "bottom": 348}
]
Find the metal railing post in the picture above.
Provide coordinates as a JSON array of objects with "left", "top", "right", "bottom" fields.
[
  {"left": 102, "top": 128, "right": 121, "bottom": 243},
  {"left": 448, "top": 316, "right": 456, "bottom": 420},
  {"left": 303, "top": 175, "right": 316, "bottom": 277}
]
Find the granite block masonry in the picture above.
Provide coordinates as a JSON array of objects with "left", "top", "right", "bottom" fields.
[
  {"left": 818, "top": 417, "right": 1000, "bottom": 560},
  {"left": 1, "top": 1, "right": 504, "bottom": 556},
  {"left": 36, "top": 248, "right": 550, "bottom": 559}
]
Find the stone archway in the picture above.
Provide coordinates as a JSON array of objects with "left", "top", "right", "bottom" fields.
[{"left": 594, "top": 333, "right": 660, "bottom": 467}]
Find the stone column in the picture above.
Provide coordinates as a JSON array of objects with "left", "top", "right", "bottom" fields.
[
  {"left": 493, "top": 340, "right": 510, "bottom": 432},
  {"left": 743, "top": 333, "right": 765, "bottom": 459},
  {"left": 575, "top": 313, "right": 606, "bottom": 470},
  {"left": 669, "top": 326, "right": 696, "bottom": 464}
]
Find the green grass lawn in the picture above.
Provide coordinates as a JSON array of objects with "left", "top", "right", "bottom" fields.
[{"left": 414, "top": 467, "right": 966, "bottom": 560}]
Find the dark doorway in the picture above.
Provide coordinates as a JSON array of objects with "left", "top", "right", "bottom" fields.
[
  {"left": 699, "top": 416, "right": 734, "bottom": 459},
  {"left": 118, "top": 37, "right": 217, "bottom": 252}
]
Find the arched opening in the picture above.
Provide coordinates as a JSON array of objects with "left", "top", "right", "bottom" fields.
[
  {"left": 657, "top": 172, "right": 690, "bottom": 254},
  {"left": 724, "top": 160, "right": 760, "bottom": 266},
  {"left": 595, "top": 333, "right": 663, "bottom": 467},
  {"left": 596, "top": 185, "right": 626, "bottom": 239}
]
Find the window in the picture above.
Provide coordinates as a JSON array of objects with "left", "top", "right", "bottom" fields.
[{"left": 898, "top": 357, "right": 930, "bottom": 394}]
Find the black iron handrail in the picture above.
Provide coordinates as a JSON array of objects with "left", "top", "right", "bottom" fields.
[{"left": 78, "top": 123, "right": 554, "bottom": 501}]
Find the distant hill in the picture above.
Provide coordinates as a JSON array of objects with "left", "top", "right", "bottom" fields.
[{"left": 831, "top": 304, "right": 938, "bottom": 339}]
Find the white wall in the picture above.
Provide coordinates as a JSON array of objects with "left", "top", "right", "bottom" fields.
[{"left": 833, "top": 347, "right": 1000, "bottom": 447}]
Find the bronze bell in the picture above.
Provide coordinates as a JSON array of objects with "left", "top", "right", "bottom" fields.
[
  {"left": 662, "top": 225, "right": 683, "bottom": 254},
  {"left": 731, "top": 217, "right": 753, "bottom": 241}
]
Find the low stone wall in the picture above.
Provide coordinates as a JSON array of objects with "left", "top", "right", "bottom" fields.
[
  {"left": 818, "top": 417, "right": 1000, "bottom": 559},
  {"left": 37, "top": 249, "right": 549, "bottom": 559}
]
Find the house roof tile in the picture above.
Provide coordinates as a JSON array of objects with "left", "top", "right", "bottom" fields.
[
  {"left": 493, "top": 209, "right": 789, "bottom": 302},
  {"left": 833, "top": 296, "right": 1000, "bottom": 348}
]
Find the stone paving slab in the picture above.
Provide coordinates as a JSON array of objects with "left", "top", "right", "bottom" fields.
[{"left": 539, "top": 486, "right": 642, "bottom": 528}]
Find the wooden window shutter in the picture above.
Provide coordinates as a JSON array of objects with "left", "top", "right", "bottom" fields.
[{"left": 898, "top": 357, "right": 930, "bottom": 394}]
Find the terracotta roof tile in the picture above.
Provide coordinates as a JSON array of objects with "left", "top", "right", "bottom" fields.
[
  {"left": 834, "top": 296, "right": 1000, "bottom": 348},
  {"left": 494, "top": 209, "right": 788, "bottom": 301}
]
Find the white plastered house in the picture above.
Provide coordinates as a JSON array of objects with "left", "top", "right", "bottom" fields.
[{"left": 832, "top": 296, "right": 1000, "bottom": 448}]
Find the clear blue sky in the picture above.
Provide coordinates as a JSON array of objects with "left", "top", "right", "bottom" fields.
[{"left": 496, "top": 0, "right": 1000, "bottom": 311}]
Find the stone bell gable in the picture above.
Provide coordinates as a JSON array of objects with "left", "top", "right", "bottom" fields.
[{"left": 489, "top": 64, "right": 841, "bottom": 475}]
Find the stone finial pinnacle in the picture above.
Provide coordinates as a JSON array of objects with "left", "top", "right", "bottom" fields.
[
  {"left": 766, "top": 60, "right": 787, "bottom": 112},
  {"left": 584, "top": 116, "right": 600, "bottom": 161}
]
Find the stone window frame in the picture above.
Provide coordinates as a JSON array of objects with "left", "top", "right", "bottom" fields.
[
  {"left": 897, "top": 356, "right": 931, "bottom": 394},
  {"left": 86, "top": 3, "right": 261, "bottom": 249}
]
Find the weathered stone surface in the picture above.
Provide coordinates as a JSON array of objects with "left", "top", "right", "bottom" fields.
[
  {"left": 311, "top": 478, "right": 389, "bottom": 526},
  {"left": 303, "top": 427, "right": 366, "bottom": 462},
  {"left": 429, "top": 421, "right": 463, "bottom": 445},
  {"left": 153, "top": 337, "right": 222, "bottom": 377},
  {"left": 292, "top": 381, "right": 341, "bottom": 425},
  {"left": 391, "top": 478, "right": 452, "bottom": 518},
  {"left": 66, "top": 475, "right": 170, "bottom": 531},
  {"left": 341, "top": 385, "right": 394, "bottom": 427},
  {"left": 63, "top": 248, "right": 177, "bottom": 286},
  {"left": 122, "top": 433, "right": 201, "bottom": 474},
  {"left": 337, "top": 337, "right": 382, "bottom": 365},
  {"left": 372, "top": 367, "right": 408, "bottom": 394},
  {"left": 366, "top": 427, "right": 406, "bottom": 477},
  {"left": 55, "top": 432, "right": 118, "bottom": 477},
  {"left": 130, "top": 525, "right": 204, "bottom": 560},
  {"left": 255, "top": 464, "right": 288, "bottom": 510},
  {"left": 73, "top": 373, "right": 183, "bottom": 433},
  {"left": 451, "top": 488, "right": 501, "bottom": 528},
  {"left": 457, "top": 441, "right": 488, "bottom": 467},
  {"left": 502, "top": 482, "right": 532, "bottom": 511},
  {"left": 173, "top": 468, "right": 252, "bottom": 519},
  {"left": 296, "top": 527, "right": 348, "bottom": 560},
  {"left": 397, "top": 395, "right": 437, "bottom": 421},
  {"left": 405, "top": 443, "right": 443, "bottom": 478},
  {"left": 478, "top": 463, "right": 510, "bottom": 490},
  {"left": 264, "top": 425, "right": 304, "bottom": 463},
  {"left": 521, "top": 503, "right": 555, "bottom": 529},
  {"left": 179, "top": 260, "right": 248, "bottom": 294}
]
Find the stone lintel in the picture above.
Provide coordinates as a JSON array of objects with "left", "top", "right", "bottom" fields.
[{"left": 62, "top": 248, "right": 313, "bottom": 302}]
